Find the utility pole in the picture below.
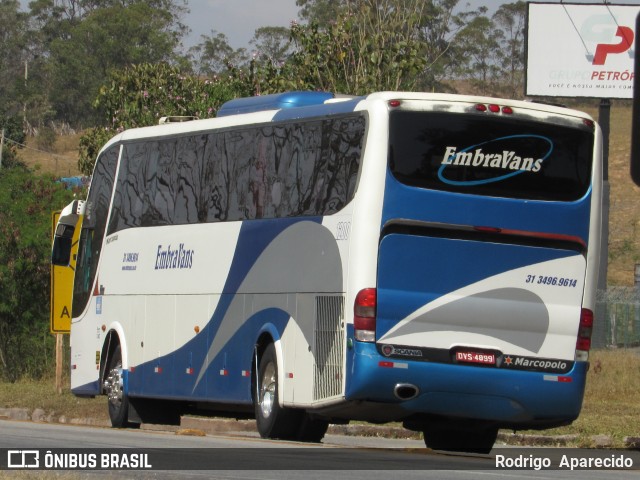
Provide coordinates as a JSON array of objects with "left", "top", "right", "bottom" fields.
[{"left": 24, "top": 61, "right": 27, "bottom": 129}]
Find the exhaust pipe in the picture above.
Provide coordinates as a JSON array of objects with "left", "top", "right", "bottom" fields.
[{"left": 394, "top": 383, "right": 419, "bottom": 401}]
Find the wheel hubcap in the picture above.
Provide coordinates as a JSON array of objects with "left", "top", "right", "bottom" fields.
[
  {"left": 260, "top": 362, "right": 276, "bottom": 418},
  {"left": 103, "top": 363, "right": 123, "bottom": 408}
]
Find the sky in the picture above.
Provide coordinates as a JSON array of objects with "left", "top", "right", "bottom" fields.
[
  {"left": 182, "top": 0, "right": 494, "bottom": 49},
  {"left": 17, "top": 0, "right": 640, "bottom": 51},
  {"left": 182, "top": 0, "right": 300, "bottom": 49},
  {"left": 182, "top": 0, "right": 640, "bottom": 51}
]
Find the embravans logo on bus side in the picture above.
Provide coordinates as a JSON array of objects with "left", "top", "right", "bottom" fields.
[
  {"left": 154, "top": 243, "right": 195, "bottom": 270},
  {"left": 438, "top": 134, "right": 554, "bottom": 186}
]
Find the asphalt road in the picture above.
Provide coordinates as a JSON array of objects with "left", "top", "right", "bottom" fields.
[{"left": 1, "top": 420, "right": 639, "bottom": 479}]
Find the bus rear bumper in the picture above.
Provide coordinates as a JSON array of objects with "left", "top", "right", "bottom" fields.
[{"left": 345, "top": 343, "right": 587, "bottom": 427}]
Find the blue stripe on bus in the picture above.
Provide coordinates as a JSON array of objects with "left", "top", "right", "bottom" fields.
[
  {"left": 376, "top": 234, "right": 577, "bottom": 336},
  {"left": 381, "top": 172, "right": 592, "bottom": 243},
  {"left": 127, "top": 307, "right": 290, "bottom": 402},
  {"left": 71, "top": 381, "right": 101, "bottom": 397},
  {"left": 125, "top": 217, "right": 324, "bottom": 402}
]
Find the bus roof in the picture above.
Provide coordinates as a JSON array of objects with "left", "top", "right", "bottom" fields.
[
  {"left": 217, "top": 91, "right": 337, "bottom": 117},
  {"left": 100, "top": 91, "right": 595, "bottom": 152}
]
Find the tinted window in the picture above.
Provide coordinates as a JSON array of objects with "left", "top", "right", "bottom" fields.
[
  {"left": 73, "top": 145, "right": 118, "bottom": 315},
  {"left": 389, "top": 111, "right": 594, "bottom": 201},
  {"left": 108, "top": 114, "right": 365, "bottom": 234}
]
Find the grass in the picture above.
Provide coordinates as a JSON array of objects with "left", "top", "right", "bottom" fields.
[
  {"left": 580, "top": 103, "right": 640, "bottom": 286},
  {"left": 0, "top": 377, "right": 107, "bottom": 422},
  {"left": 517, "top": 348, "right": 640, "bottom": 448},
  {"left": 1, "top": 349, "right": 638, "bottom": 448},
  {"left": 18, "top": 133, "right": 82, "bottom": 178}
]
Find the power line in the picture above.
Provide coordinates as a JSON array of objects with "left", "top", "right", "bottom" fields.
[{"left": 561, "top": 2, "right": 593, "bottom": 61}]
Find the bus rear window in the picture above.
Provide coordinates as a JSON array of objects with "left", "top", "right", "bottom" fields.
[{"left": 389, "top": 110, "right": 594, "bottom": 201}]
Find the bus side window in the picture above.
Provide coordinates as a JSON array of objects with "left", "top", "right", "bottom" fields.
[{"left": 72, "top": 146, "right": 118, "bottom": 315}]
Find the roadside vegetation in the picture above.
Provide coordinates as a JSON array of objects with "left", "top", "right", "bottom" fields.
[{"left": 519, "top": 348, "right": 640, "bottom": 448}]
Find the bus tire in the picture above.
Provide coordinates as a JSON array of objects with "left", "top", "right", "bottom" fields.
[
  {"left": 297, "top": 413, "right": 329, "bottom": 443},
  {"left": 254, "top": 343, "right": 301, "bottom": 440},
  {"left": 422, "top": 419, "right": 497, "bottom": 454},
  {"left": 103, "top": 345, "right": 133, "bottom": 428}
]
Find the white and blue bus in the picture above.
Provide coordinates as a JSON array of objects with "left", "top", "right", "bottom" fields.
[{"left": 52, "top": 91, "right": 602, "bottom": 453}]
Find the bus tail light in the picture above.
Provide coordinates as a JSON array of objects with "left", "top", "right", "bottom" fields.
[
  {"left": 575, "top": 308, "right": 594, "bottom": 361},
  {"left": 354, "top": 288, "right": 377, "bottom": 342},
  {"left": 474, "top": 103, "right": 514, "bottom": 115}
]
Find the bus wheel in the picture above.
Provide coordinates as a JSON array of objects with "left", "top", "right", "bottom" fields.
[
  {"left": 255, "top": 343, "right": 301, "bottom": 440},
  {"left": 103, "top": 345, "right": 132, "bottom": 428},
  {"left": 297, "top": 413, "right": 329, "bottom": 443},
  {"left": 422, "top": 419, "right": 498, "bottom": 454}
]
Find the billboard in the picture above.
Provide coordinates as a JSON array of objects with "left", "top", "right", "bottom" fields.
[{"left": 526, "top": 3, "right": 638, "bottom": 98}]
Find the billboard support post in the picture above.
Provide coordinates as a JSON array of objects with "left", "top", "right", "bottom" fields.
[
  {"left": 527, "top": 3, "right": 639, "bottom": 289},
  {"left": 598, "top": 98, "right": 611, "bottom": 294},
  {"left": 55, "top": 334, "right": 63, "bottom": 394}
]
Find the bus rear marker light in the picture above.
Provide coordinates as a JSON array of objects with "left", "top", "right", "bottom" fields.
[
  {"left": 379, "top": 361, "right": 408, "bottom": 369},
  {"left": 544, "top": 375, "right": 572, "bottom": 383}
]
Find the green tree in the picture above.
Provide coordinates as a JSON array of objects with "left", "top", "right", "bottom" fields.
[
  {"left": 190, "top": 30, "right": 248, "bottom": 76},
  {"left": 25, "top": 0, "right": 189, "bottom": 127},
  {"left": 415, "top": 0, "right": 463, "bottom": 91},
  {"left": 0, "top": 115, "right": 27, "bottom": 169},
  {"left": 78, "top": 63, "right": 248, "bottom": 174},
  {"left": 295, "top": 0, "right": 345, "bottom": 25},
  {"left": 0, "top": 164, "right": 75, "bottom": 381},
  {"left": 493, "top": 1, "right": 526, "bottom": 98},
  {"left": 256, "top": 0, "right": 427, "bottom": 95},
  {"left": 0, "top": 1, "right": 30, "bottom": 118},
  {"left": 293, "top": 0, "right": 465, "bottom": 92},
  {"left": 250, "top": 26, "right": 293, "bottom": 67},
  {"left": 453, "top": 8, "right": 503, "bottom": 95}
]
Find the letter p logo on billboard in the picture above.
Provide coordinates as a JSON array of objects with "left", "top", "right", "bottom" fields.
[{"left": 593, "top": 26, "right": 634, "bottom": 65}]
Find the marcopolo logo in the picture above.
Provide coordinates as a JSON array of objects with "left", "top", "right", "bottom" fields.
[
  {"left": 502, "top": 355, "right": 570, "bottom": 373},
  {"left": 438, "top": 135, "right": 554, "bottom": 186}
]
